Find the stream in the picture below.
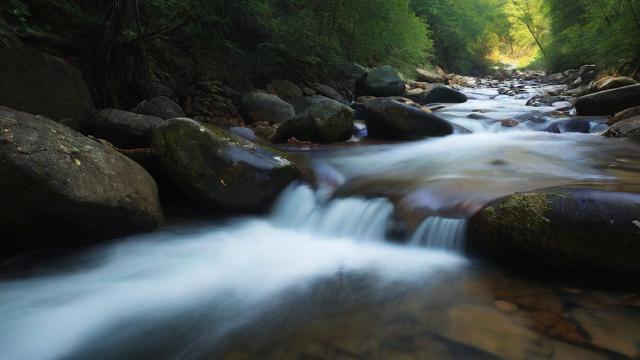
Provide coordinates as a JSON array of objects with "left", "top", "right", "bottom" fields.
[{"left": 2, "top": 80, "right": 640, "bottom": 359}]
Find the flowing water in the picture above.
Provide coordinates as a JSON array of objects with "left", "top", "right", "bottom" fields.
[{"left": 2, "top": 81, "right": 640, "bottom": 360}]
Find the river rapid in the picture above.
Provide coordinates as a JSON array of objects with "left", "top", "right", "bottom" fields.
[{"left": 2, "top": 80, "right": 640, "bottom": 359}]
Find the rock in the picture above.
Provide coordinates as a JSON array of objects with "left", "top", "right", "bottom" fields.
[
  {"left": 593, "top": 76, "right": 637, "bottom": 92},
  {"left": 361, "top": 97, "right": 454, "bottom": 140},
  {"left": 0, "top": 43, "right": 94, "bottom": 125},
  {"left": 469, "top": 189, "right": 640, "bottom": 278},
  {"left": 310, "top": 83, "right": 347, "bottom": 104},
  {"left": 0, "top": 106, "right": 162, "bottom": 252},
  {"left": 132, "top": 96, "right": 186, "bottom": 120},
  {"left": 355, "top": 65, "right": 405, "bottom": 97},
  {"left": 273, "top": 98, "right": 354, "bottom": 143},
  {"left": 340, "top": 63, "right": 368, "bottom": 80},
  {"left": 152, "top": 118, "right": 300, "bottom": 210},
  {"left": 266, "top": 79, "right": 303, "bottom": 100},
  {"left": 545, "top": 119, "right": 591, "bottom": 134},
  {"left": 609, "top": 106, "right": 640, "bottom": 125},
  {"left": 185, "top": 81, "right": 244, "bottom": 127},
  {"left": 85, "top": 109, "right": 165, "bottom": 149},
  {"left": 603, "top": 115, "right": 640, "bottom": 142},
  {"left": 240, "top": 91, "right": 295, "bottom": 124},
  {"left": 468, "top": 113, "right": 489, "bottom": 120},
  {"left": 229, "top": 127, "right": 256, "bottom": 141},
  {"left": 575, "top": 84, "right": 640, "bottom": 116},
  {"left": 302, "top": 87, "right": 316, "bottom": 96},
  {"left": 408, "top": 85, "right": 467, "bottom": 104},
  {"left": 500, "top": 119, "right": 520, "bottom": 127},
  {"left": 416, "top": 68, "right": 445, "bottom": 83}
]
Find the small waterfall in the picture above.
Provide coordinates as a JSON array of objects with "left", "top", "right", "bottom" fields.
[
  {"left": 271, "top": 184, "right": 394, "bottom": 240},
  {"left": 410, "top": 217, "right": 467, "bottom": 251}
]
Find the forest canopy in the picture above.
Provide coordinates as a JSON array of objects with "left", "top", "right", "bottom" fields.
[{"left": 1, "top": 0, "right": 638, "bottom": 106}]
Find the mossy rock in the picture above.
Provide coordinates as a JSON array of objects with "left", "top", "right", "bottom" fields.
[
  {"left": 0, "top": 106, "right": 163, "bottom": 253},
  {"left": 469, "top": 188, "right": 640, "bottom": 278},
  {"left": 152, "top": 118, "right": 301, "bottom": 210},
  {"left": 274, "top": 97, "right": 354, "bottom": 143},
  {"left": 355, "top": 65, "right": 406, "bottom": 97}
]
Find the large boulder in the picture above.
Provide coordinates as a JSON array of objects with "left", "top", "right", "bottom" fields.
[
  {"left": 408, "top": 85, "right": 467, "bottom": 104},
  {"left": 132, "top": 96, "right": 186, "bottom": 120},
  {"left": 0, "top": 43, "right": 94, "bottom": 124},
  {"left": 240, "top": 91, "right": 295, "bottom": 124},
  {"left": 0, "top": 107, "right": 163, "bottom": 252},
  {"left": 85, "top": 108, "right": 164, "bottom": 148},
  {"left": 603, "top": 115, "right": 640, "bottom": 142},
  {"left": 274, "top": 98, "right": 354, "bottom": 143},
  {"left": 361, "top": 98, "right": 454, "bottom": 140},
  {"left": 340, "top": 63, "right": 368, "bottom": 80},
  {"left": 355, "top": 65, "right": 405, "bottom": 97},
  {"left": 609, "top": 106, "right": 640, "bottom": 125},
  {"left": 152, "top": 118, "right": 301, "bottom": 210},
  {"left": 266, "top": 79, "right": 303, "bottom": 101},
  {"left": 469, "top": 189, "right": 640, "bottom": 278},
  {"left": 593, "top": 76, "right": 637, "bottom": 92},
  {"left": 415, "top": 68, "right": 445, "bottom": 83},
  {"left": 575, "top": 84, "right": 640, "bottom": 116},
  {"left": 310, "top": 83, "right": 348, "bottom": 104}
]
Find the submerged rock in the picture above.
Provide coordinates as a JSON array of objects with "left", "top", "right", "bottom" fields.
[
  {"left": 274, "top": 98, "right": 354, "bottom": 143},
  {"left": 132, "top": 96, "right": 186, "bottom": 120},
  {"left": 361, "top": 98, "right": 454, "bottom": 140},
  {"left": 0, "top": 43, "right": 94, "bottom": 125},
  {"left": 86, "top": 108, "right": 165, "bottom": 148},
  {"left": 575, "top": 84, "right": 640, "bottom": 116},
  {"left": 545, "top": 119, "right": 591, "bottom": 134},
  {"left": 240, "top": 91, "right": 295, "bottom": 124},
  {"left": 0, "top": 107, "right": 163, "bottom": 252},
  {"left": 152, "top": 118, "right": 301, "bottom": 210},
  {"left": 355, "top": 65, "right": 405, "bottom": 97},
  {"left": 469, "top": 189, "right": 640, "bottom": 278}
]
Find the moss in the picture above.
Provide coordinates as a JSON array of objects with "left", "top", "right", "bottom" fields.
[{"left": 481, "top": 192, "right": 554, "bottom": 249}]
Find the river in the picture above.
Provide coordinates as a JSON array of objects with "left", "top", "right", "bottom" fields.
[{"left": 1, "top": 80, "right": 640, "bottom": 359}]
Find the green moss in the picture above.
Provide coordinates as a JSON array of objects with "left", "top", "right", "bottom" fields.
[{"left": 482, "top": 192, "right": 554, "bottom": 248}]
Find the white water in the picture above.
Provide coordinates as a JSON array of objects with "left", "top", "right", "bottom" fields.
[
  {"left": 0, "top": 186, "right": 463, "bottom": 360},
  {"left": 410, "top": 217, "right": 467, "bottom": 251},
  {"left": 3, "top": 83, "right": 640, "bottom": 360}
]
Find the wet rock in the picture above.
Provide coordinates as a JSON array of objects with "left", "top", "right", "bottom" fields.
[
  {"left": 575, "top": 84, "right": 640, "bottom": 116},
  {"left": 266, "top": 79, "right": 303, "bottom": 100},
  {"left": 229, "top": 126, "right": 256, "bottom": 141},
  {"left": 416, "top": 68, "right": 445, "bottom": 83},
  {"left": 593, "top": 76, "right": 637, "bottom": 92},
  {"left": 240, "top": 91, "right": 295, "bottom": 124},
  {"left": 408, "top": 85, "right": 467, "bottom": 105},
  {"left": 526, "top": 94, "right": 572, "bottom": 107},
  {"left": 355, "top": 65, "right": 405, "bottom": 97},
  {"left": 86, "top": 108, "right": 164, "bottom": 148},
  {"left": 361, "top": 97, "right": 454, "bottom": 140},
  {"left": 132, "top": 96, "right": 186, "bottom": 120},
  {"left": 0, "top": 43, "right": 94, "bottom": 125},
  {"left": 500, "top": 119, "right": 520, "bottom": 127},
  {"left": 469, "top": 188, "right": 640, "bottom": 278},
  {"left": 340, "top": 62, "right": 368, "bottom": 81},
  {"left": 572, "top": 309, "right": 640, "bottom": 358},
  {"left": 545, "top": 119, "right": 591, "bottom": 134},
  {"left": 609, "top": 106, "right": 640, "bottom": 125},
  {"left": 152, "top": 118, "right": 300, "bottom": 210},
  {"left": 468, "top": 113, "right": 489, "bottom": 120},
  {"left": 0, "top": 106, "right": 162, "bottom": 252},
  {"left": 494, "top": 300, "right": 519, "bottom": 313},
  {"left": 310, "top": 83, "right": 347, "bottom": 104},
  {"left": 273, "top": 98, "right": 354, "bottom": 143},
  {"left": 603, "top": 115, "right": 640, "bottom": 142}
]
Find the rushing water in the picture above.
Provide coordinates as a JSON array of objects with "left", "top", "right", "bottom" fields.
[{"left": 2, "top": 81, "right": 640, "bottom": 360}]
